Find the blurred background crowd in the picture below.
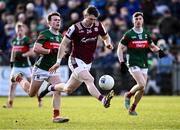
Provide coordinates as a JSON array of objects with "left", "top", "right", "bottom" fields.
[{"left": 0, "top": 0, "right": 180, "bottom": 95}]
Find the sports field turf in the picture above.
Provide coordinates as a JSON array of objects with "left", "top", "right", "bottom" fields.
[{"left": 0, "top": 96, "right": 180, "bottom": 130}]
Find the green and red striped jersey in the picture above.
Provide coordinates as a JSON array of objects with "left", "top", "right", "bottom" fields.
[
  {"left": 120, "top": 28, "right": 153, "bottom": 68},
  {"left": 12, "top": 36, "right": 32, "bottom": 67}
]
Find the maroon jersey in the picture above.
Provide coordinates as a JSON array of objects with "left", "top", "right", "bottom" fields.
[{"left": 66, "top": 21, "right": 107, "bottom": 64}]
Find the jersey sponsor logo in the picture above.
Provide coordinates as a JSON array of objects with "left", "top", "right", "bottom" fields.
[
  {"left": 128, "top": 40, "right": 148, "bottom": 48},
  {"left": 13, "top": 46, "right": 29, "bottom": 52},
  {"left": 81, "top": 37, "right": 97, "bottom": 43},
  {"left": 44, "top": 42, "right": 60, "bottom": 49}
]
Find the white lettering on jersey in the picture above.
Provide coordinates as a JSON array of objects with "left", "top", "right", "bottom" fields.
[
  {"left": 81, "top": 37, "right": 97, "bottom": 43},
  {"left": 66, "top": 25, "right": 75, "bottom": 38}
]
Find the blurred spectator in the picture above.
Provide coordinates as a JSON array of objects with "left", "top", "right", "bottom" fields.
[
  {"left": 0, "top": 1, "right": 7, "bottom": 51},
  {"left": 42, "top": 0, "right": 58, "bottom": 18},
  {"left": 36, "top": 18, "right": 48, "bottom": 32},
  {"left": 154, "top": 2, "right": 170, "bottom": 16},
  {"left": 17, "top": 13, "right": 29, "bottom": 35},
  {"left": 113, "top": 16, "right": 128, "bottom": 45},
  {"left": 169, "top": 0, "right": 180, "bottom": 19},
  {"left": 157, "top": 10, "right": 180, "bottom": 46},
  {"left": 34, "top": 0, "right": 44, "bottom": 18},
  {"left": 119, "top": 6, "right": 132, "bottom": 28},
  {"left": 94, "top": 16, "right": 118, "bottom": 68},
  {"left": 25, "top": 3, "right": 38, "bottom": 27},
  {"left": 67, "top": 0, "right": 82, "bottom": 17},
  {"left": 156, "top": 39, "right": 175, "bottom": 94},
  {"left": 156, "top": 39, "right": 175, "bottom": 73},
  {"left": 4, "top": 13, "right": 16, "bottom": 50},
  {"left": 106, "top": 3, "right": 118, "bottom": 21},
  {"left": 57, "top": 0, "right": 69, "bottom": 21},
  {"left": 15, "top": 3, "right": 25, "bottom": 17},
  {"left": 0, "top": 1, "right": 6, "bottom": 14},
  {"left": 140, "top": 0, "right": 156, "bottom": 25},
  {"left": 123, "top": 0, "right": 141, "bottom": 16},
  {"left": 65, "top": 12, "right": 80, "bottom": 28},
  {"left": 91, "top": 0, "right": 107, "bottom": 15}
]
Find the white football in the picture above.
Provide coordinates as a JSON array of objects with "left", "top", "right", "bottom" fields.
[{"left": 99, "top": 75, "right": 114, "bottom": 90}]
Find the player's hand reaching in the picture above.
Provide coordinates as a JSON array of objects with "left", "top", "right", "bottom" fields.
[
  {"left": 49, "top": 63, "right": 60, "bottom": 74},
  {"left": 158, "top": 50, "right": 166, "bottom": 58}
]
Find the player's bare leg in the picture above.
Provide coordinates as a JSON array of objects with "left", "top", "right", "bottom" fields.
[
  {"left": 3, "top": 83, "right": 17, "bottom": 108},
  {"left": 11, "top": 73, "right": 43, "bottom": 107},
  {"left": 39, "top": 74, "right": 81, "bottom": 98},
  {"left": 11, "top": 73, "right": 30, "bottom": 93},
  {"left": 125, "top": 71, "right": 147, "bottom": 115},
  {"left": 47, "top": 76, "right": 69, "bottom": 123}
]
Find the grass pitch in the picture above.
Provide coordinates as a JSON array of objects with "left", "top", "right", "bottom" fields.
[{"left": 0, "top": 96, "right": 180, "bottom": 130}]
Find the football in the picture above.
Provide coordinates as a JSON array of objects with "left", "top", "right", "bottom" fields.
[{"left": 99, "top": 75, "right": 114, "bottom": 90}]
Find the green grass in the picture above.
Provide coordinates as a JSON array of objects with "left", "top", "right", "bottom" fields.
[{"left": 0, "top": 96, "right": 180, "bottom": 130}]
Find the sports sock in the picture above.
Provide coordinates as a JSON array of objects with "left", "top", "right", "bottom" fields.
[
  {"left": 8, "top": 100, "right": 13, "bottom": 106},
  {"left": 16, "top": 77, "right": 23, "bottom": 82},
  {"left": 98, "top": 95, "right": 104, "bottom": 101},
  {"left": 126, "top": 92, "right": 134, "bottom": 98},
  {"left": 47, "top": 85, "right": 55, "bottom": 91},
  {"left": 53, "top": 109, "right": 59, "bottom": 118},
  {"left": 130, "top": 104, "right": 136, "bottom": 112}
]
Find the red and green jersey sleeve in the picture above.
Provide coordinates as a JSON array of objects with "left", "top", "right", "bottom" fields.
[{"left": 35, "top": 29, "right": 63, "bottom": 71}]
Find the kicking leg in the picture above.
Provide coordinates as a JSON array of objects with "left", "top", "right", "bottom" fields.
[
  {"left": 39, "top": 74, "right": 82, "bottom": 98},
  {"left": 79, "top": 70, "right": 114, "bottom": 108}
]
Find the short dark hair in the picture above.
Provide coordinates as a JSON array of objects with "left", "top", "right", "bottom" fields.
[
  {"left": 133, "top": 12, "right": 143, "bottom": 18},
  {"left": 84, "top": 6, "right": 99, "bottom": 17},
  {"left": 47, "top": 12, "right": 61, "bottom": 22}
]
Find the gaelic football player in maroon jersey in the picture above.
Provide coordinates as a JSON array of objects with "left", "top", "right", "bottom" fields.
[
  {"left": 117, "top": 12, "right": 166, "bottom": 115},
  {"left": 11, "top": 12, "right": 69, "bottom": 123},
  {"left": 39, "top": 6, "right": 115, "bottom": 108}
]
